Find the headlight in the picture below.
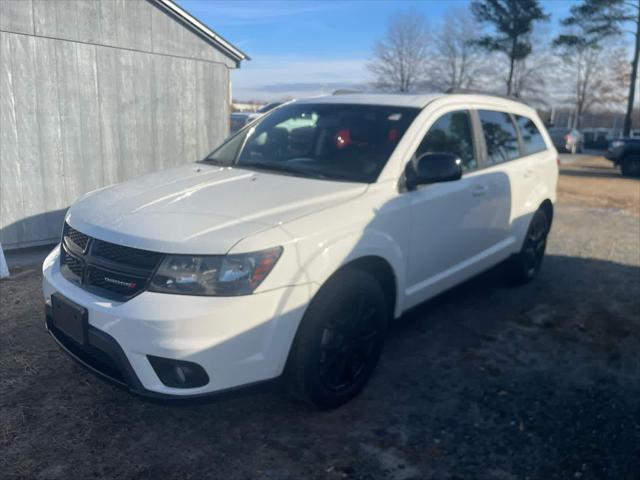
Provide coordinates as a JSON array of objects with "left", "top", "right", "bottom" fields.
[
  {"left": 610, "top": 140, "right": 624, "bottom": 149},
  {"left": 148, "top": 247, "right": 282, "bottom": 296}
]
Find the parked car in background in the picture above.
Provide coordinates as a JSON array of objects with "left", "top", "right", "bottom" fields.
[
  {"left": 548, "top": 127, "right": 583, "bottom": 154},
  {"left": 606, "top": 138, "right": 640, "bottom": 177},
  {"left": 582, "top": 128, "right": 612, "bottom": 150},
  {"left": 230, "top": 102, "right": 283, "bottom": 132},
  {"left": 43, "top": 93, "right": 557, "bottom": 409}
]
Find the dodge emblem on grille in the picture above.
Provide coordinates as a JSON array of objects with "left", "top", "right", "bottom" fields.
[{"left": 103, "top": 276, "right": 137, "bottom": 289}]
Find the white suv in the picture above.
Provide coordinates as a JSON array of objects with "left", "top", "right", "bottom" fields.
[{"left": 43, "top": 94, "right": 557, "bottom": 408}]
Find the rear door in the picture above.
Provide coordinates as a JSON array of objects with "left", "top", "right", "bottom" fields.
[
  {"left": 511, "top": 113, "right": 556, "bottom": 239},
  {"left": 474, "top": 110, "right": 524, "bottom": 248},
  {"left": 513, "top": 114, "right": 550, "bottom": 197},
  {"left": 476, "top": 109, "right": 556, "bottom": 253}
]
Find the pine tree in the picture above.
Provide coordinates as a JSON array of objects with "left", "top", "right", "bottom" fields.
[{"left": 471, "top": 0, "right": 549, "bottom": 97}]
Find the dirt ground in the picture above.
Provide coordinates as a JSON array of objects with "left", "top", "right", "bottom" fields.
[
  {"left": 1, "top": 155, "right": 639, "bottom": 480},
  {"left": 558, "top": 155, "right": 640, "bottom": 217}
]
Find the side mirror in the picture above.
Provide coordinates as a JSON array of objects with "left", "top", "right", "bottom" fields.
[{"left": 404, "top": 152, "right": 463, "bottom": 191}]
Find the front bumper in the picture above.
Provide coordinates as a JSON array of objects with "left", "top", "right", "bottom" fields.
[{"left": 42, "top": 246, "right": 311, "bottom": 398}]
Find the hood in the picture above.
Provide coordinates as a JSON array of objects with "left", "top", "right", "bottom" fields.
[{"left": 66, "top": 164, "right": 366, "bottom": 254}]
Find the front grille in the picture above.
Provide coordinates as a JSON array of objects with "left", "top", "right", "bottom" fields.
[
  {"left": 61, "top": 248, "right": 83, "bottom": 283},
  {"left": 60, "top": 222, "right": 162, "bottom": 301},
  {"left": 92, "top": 239, "right": 162, "bottom": 269},
  {"left": 63, "top": 223, "right": 89, "bottom": 251}
]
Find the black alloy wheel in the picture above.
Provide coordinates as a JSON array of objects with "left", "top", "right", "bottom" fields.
[
  {"left": 521, "top": 210, "right": 549, "bottom": 278},
  {"left": 507, "top": 208, "right": 550, "bottom": 284},
  {"left": 285, "top": 268, "right": 388, "bottom": 409},
  {"left": 318, "top": 293, "right": 380, "bottom": 392}
]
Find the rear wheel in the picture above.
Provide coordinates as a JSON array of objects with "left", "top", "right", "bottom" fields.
[
  {"left": 621, "top": 156, "right": 640, "bottom": 177},
  {"left": 285, "top": 268, "right": 388, "bottom": 409},
  {"left": 506, "top": 208, "right": 550, "bottom": 284}
]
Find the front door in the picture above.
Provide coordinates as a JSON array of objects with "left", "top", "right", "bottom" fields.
[{"left": 404, "top": 109, "right": 509, "bottom": 308}]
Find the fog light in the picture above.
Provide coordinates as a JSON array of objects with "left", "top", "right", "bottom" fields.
[
  {"left": 147, "top": 355, "right": 209, "bottom": 388},
  {"left": 174, "top": 365, "right": 186, "bottom": 384}
]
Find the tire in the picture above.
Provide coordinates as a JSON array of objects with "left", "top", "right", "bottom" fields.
[
  {"left": 506, "top": 208, "right": 550, "bottom": 284},
  {"left": 285, "top": 268, "right": 388, "bottom": 409},
  {"left": 621, "top": 156, "right": 640, "bottom": 178}
]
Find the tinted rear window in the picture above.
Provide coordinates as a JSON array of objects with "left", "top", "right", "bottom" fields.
[
  {"left": 478, "top": 110, "right": 520, "bottom": 165},
  {"left": 515, "top": 115, "right": 547, "bottom": 155}
]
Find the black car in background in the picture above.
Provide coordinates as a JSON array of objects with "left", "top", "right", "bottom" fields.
[
  {"left": 606, "top": 138, "right": 640, "bottom": 177},
  {"left": 548, "top": 127, "right": 583, "bottom": 154}
]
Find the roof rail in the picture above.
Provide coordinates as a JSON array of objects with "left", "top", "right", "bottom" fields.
[{"left": 444, "top": 88, "right": 522, "bottom": 102}]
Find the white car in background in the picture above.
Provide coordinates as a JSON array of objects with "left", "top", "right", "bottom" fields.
[
  {"left": 43, "top": 93, "right": 558, "bottom": 409},
  {"left": 230, "top": 102, "right": 282, "bottom": 132}
]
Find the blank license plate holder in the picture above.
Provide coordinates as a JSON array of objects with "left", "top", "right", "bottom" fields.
[{"left": 51, "top": 293, "right": 88, "bottom": 345}]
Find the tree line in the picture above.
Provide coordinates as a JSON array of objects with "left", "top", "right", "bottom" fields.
[{"left": 368, "top": 0, "right": 640, "bottom": 135}]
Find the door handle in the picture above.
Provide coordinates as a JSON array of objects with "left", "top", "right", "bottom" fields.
[{"left": 471, "top": 185, "right": 488, "bottom": 197}]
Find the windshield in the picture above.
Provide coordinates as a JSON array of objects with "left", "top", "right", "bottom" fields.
[{"left": 205, "top": 103, "right": 419, "bottom": 183}]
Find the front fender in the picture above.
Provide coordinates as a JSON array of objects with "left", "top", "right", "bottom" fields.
[
  {"left": 300, "top": 227, "right": 407, "bottom": 318},
  {"left": 230, "top": 183, "right": 410, "bottom": 317},
  {"left": 230, "top": 216, "right": 408, "bottom": 318}
]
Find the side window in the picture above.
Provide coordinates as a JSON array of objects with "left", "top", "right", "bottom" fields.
[
  {"left": 478, "top": 110, "right": 520, "bottom": 165},
  {"left": 515, "top": 115, "right": 547, "bottom": 155},
  {"left": 416, "top": 110, "right": 477, "bottom": 171}
]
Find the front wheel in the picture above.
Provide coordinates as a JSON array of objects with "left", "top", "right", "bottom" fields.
[
  {"left": 506, "top": 208, "right": 550, "bottom": 284},
  {"left": 284, "top": 268, "right": 388, "bottom": 409}
]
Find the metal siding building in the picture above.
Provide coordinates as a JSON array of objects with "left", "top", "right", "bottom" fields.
[{"left": 0, "top": 0, "right": 246, "bottom": 249}]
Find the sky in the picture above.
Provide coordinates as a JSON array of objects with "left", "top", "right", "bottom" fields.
[{"left": 177, "top": 0, "right": 580, "bottom": 102}]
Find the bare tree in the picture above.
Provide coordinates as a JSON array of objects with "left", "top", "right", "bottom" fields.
[
  {"left": 557, "top": 43, "right": 629, "bottom": 128},
  {"left": 510, "top": 28, "right": 558, "bottom": 103},
  {"left": 556, "top": 0, "right": 639, "bottom": 135},
  {"left": 427, "top": 8, "right": 483, "bottom": 92},
  {"left": 570, "top": 47, "right": 606, "bottom": 127},
  {"left": 368, "top": 11, "right": 430, "bottom": 92},
  {"left": 511, "top": 52, "right": 552, "bottom": 103}
]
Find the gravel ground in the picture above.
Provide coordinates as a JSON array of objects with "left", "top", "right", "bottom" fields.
[{"left": 1, "top": 155, "right": 639, "bottom": 480}]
